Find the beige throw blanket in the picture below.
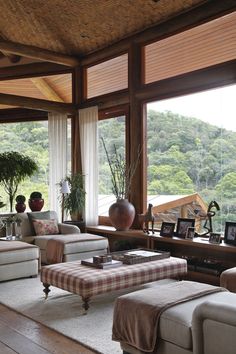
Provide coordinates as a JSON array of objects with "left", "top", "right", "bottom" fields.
[
  {"left": 112, "top": 280, "right": 227, "bottom": 352},
  {"left": 46, "top": 234, "right": 104, "bottom": 264}
]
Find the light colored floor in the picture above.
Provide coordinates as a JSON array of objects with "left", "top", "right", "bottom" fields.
[{"left": 0, "top": 304, "right": 97, "bottom": 354}]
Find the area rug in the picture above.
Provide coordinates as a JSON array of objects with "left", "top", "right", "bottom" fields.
[{"left": 0, "top": 276, "right": 175, "bottom": 354}]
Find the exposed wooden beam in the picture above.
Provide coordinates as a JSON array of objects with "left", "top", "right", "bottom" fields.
[
  {"left": 0, "top": 93, "right": 76, "bottom": 114},
  {"left": 1, "top": 50, "right": 21, "bottom": 63},
  {"left": 78, "top": 89, "right": 129, "bottom": 110},
  {"left": 0, "top": 62, "right": 71, "bottom": 80},
  {"left": 30, "top": 77, "right": 64, "bottom": 102},
  {"left": 0, "top": 40, "right": 80, "bottom": 67},
  {"left": 135, "top": 60, "right": 236, "bottom": 102},
  {"left": 0, "top": 108, "right": 48, "bottom": 123},
  {"left": 0, "top": 34, "right": 21, "bottom": 63}
]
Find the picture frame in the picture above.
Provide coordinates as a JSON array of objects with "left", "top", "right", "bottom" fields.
[
  {"left": 185, "top": 227, "right": 195, "bottom": 240},
  {"left": 176, "top": 218, "right": 195, "bottom": 238},
  {"left": 224, "top": 222, "right": 236, "bottom": 245},
  {"left": 160, "top": 222, "right": 175, "bottom": 237},
  {"left": 209, "top": 232, "right": 221, "bottom": 244}
]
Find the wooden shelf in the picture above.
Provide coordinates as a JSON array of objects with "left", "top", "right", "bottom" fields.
[
  {"left": 87, "top": 225, "right": 150, "bottom": 250},
  {"left": 88, "top": 226, "right": 236, "bottom": 285},
  {"left": 150, "top": 233, "right": 236, "bottom": 285}
]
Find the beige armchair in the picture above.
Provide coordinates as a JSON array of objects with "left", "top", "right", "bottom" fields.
[
  {"left": 192, "top": 300, "right": 236, "bottom": 354},
  {"left": 114, "top": 282, "right": 236, "bottom": 354},
  {"left": 17, "top": 211, "right": 108, "bottom": 264}
]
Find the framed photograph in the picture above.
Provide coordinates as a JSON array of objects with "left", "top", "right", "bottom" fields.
[
  {"left": 185, "top": 227, "right": 195, "bottom": 240},
  {"left": 176, "top": 218, "right": 195, "bottom": 238},
  {"left": 224, "top": 222, "right": 236, "bottom": 245},
  {"left": 209, "top": 232, "right": 221, "bottom": 244},
  {"left": 160, "top": 222, "right": 175, "bottom": 237}
]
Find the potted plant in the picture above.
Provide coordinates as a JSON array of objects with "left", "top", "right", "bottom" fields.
[
  {"left": 101, "top": 137, "right": 140, "bottom": 231},
  {"left": 15, "top": 194, "right": 26, "bottom": 213},
  {"left": 0, "top": 196, "right": 5, "bottom": 210},
  {"left": 28, "top": 191, "right": 44, "bottom": 212},
  {"left": 59, "top": 173, "right": 86, "bottom": 221},
  {"left": 0, "top": 151, "right": 38, "bottom": 212}
]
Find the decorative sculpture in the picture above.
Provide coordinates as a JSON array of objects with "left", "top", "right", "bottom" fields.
[
  {"left": 201, "top": 200, "right": 220, "bottom": 236},
  {"left": 138, "top": 203, "right": 155, "bottom": 234}
]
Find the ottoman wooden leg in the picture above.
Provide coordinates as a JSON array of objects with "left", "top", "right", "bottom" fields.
[
  {"left": 82, "top": 296, "right": 90, "bottom": 314},
  {"left": 43, "top": 283, "right": 51, "bottom": 299}
]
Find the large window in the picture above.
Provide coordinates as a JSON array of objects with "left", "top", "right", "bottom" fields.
[
  {"left": 0, "top": 118, "right": 71, "bottom": 212},
  {"left": 147, "top": 84, "right": 236, "bottom": 233},
  {"left": 98, "top": 109, "right": 127, "bottom": 219},
  {"left": 0, "top": 121, "right": 49, "bottom": 211}
]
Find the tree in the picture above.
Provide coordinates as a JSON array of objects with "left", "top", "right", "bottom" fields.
[{"left": 0, "top": 151, "right": 38, "bottom": 212}]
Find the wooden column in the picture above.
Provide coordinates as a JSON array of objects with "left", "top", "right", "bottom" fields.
[
  {"left": 71, "top": 66, "right": 83, "bottom": 174},
  {"left": 128, "top": 43, "right": 146, "bottom": 227}
]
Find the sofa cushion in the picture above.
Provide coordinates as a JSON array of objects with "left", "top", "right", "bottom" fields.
[
  {"left": 159, "top": 291, "right": 230, "bottom": 350},
  {"left": 16, "top": 212, "right": 32, "bottom": 237},
  {"left": 34, "top": 233, "right": 108, "bottom": 252},
  {"left": 0, "top": 241, "right": 39, "bottom": 265},
  {"left": 27, "top": 211, "right": 57, "bottom": 235},
  {"left": 63, "top": 234, "right": 109, "bottom": 254},
  {"left": 32, "top": 218, "right": 59, "bottom": 236}
]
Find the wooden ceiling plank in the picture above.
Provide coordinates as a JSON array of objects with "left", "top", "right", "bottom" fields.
[
  {"left": 30, "top": 77, "right": 64, "bottom": 102},
  {"left": 0, "top": 40, "right": 80, "bottom": 67},
  {"left": 0, "top": 92, "right": 76, "bottom": 114}
]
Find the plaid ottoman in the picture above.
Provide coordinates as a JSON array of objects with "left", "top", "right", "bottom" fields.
[{"left": 40, "top": 256, "right": 187, "bottom": 312}]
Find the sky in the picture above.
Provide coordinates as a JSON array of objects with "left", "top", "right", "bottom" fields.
[{"left": 148, "top": 84, "right": 236, "bottom": 131}]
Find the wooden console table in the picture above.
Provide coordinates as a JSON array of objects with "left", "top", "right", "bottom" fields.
[
  {"left": 87, "top": 226, "right": 236, "bottom": 286},
  {"left": 87, "top": 225, "right": 151, "bottom": 250},
  {"left": 149, "top": 234, "right": 236, "bottom": 285}
]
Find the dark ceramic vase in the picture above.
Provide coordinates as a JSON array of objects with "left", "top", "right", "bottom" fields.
[
  {"left": 28, "top": 198, "right": 44, "bottom": 212},
  {"left": 109, "top": 199, "right": 135, "bottom": 231},
  {"left": 15, "top": 203, "right": 26, "bottom": 213}
]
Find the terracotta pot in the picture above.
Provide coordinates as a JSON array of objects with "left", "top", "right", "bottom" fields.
[
  {"left": 28, "top": 198, "right": 44, "bottom": 212},
  {"left": 109, "top": 199, "right": 135, "bottom": 231},
  {"left": 15, "top": 203, "right": 26, "bottom": 213}
]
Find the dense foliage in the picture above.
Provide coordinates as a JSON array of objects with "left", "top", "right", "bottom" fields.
[
  {"left": 99, "top": 110, "right": 236, "bottom": 232},
  {"left": 0, "top": 121, "right": 49, "bottom": 211},
  {"left": 0, "top": 151, "right": 38, "bottom": 211},
  {"left": 1, "top": 111, "right": 236, "bottom": 232},
  {"left": 147, "top": 109, "right": 236, "bottom": 231}
]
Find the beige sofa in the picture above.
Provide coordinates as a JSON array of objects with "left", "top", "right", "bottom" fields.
[
  {"left": 113, "top": 281, "right": 236, "bottom": 354},
  {"left": 17, "top": 211, "right": 108, "bottom": 264},
  {"left": 0, "top": 241, "right": 39, "bottom": 282}
]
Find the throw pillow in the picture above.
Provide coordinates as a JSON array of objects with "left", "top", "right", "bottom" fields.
[
  {"left": 32, "top": 219, "right": 59, "bottom": 236},
  {"left": 27, "top": 211, "right": 57, "bottom": 235}
]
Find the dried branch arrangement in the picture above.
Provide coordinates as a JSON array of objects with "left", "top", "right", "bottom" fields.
[{"left": 101, "top": 137, "right": 141, "bottom": 200}]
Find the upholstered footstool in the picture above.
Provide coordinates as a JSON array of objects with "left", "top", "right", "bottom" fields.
[
  {"left": 0, "top": 241, "right": 40, "bottom": 281},
  {"left": 112, "top": 281, "right": 233, "bottom": 354},
  {"left": 36, "top": 233, "right": 109, "bottom": 264},
  {"left": 220, "top": 267, "right": 236, "bottom": 292}
]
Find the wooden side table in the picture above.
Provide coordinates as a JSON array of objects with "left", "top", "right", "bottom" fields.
[{"left": 63, "top": 220, "right": 86, "bottom": 233}]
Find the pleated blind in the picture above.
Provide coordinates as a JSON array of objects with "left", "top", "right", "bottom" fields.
[
  {"left": 86, "top": 54, "right": 128, "bottom": 98},
  {"left": 145, "top": 12, "right": 236, "bottom": 84}
]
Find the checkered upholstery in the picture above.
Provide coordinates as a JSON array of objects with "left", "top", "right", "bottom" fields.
[{"left": 40, "top": 257, "right": 187, "bottom": 299}]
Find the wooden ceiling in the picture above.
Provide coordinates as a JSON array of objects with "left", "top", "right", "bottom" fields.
[
  {"left": 0, "top": 0, "right": 234, "bottom": 112},
  {"left": 0, "top": 0, "right": 206, "bottom": 58}
]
